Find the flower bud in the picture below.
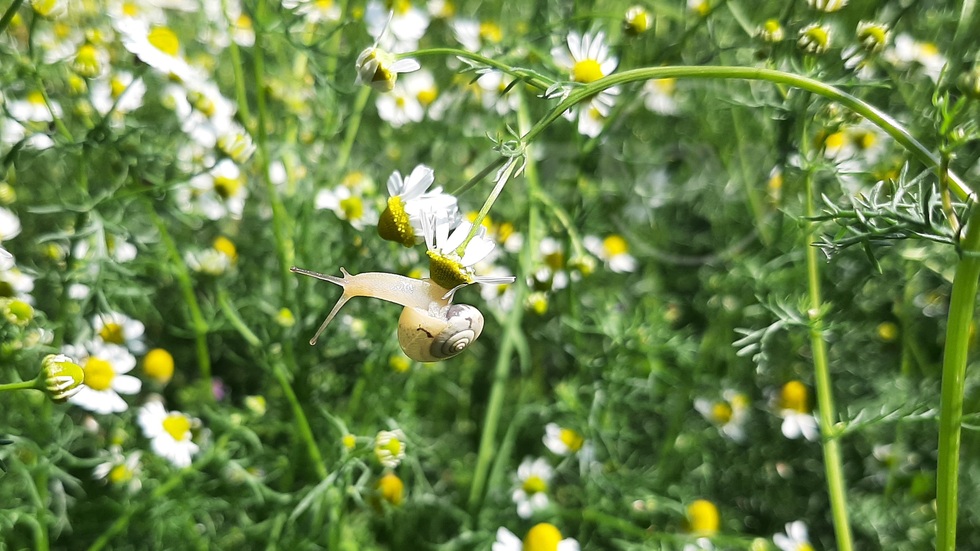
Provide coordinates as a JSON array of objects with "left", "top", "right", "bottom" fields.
[
  {"left": 798, "top": 24, "right": 832, "bottom": 55},
  {"left": 39, "top": 354, "right": 84, "bottom": 403},
  {"left": 376, "top": 472, "right": 404, "bottom": 506},
  {"left": 623, "top": 6, "right": 651, "bottom": 35}
]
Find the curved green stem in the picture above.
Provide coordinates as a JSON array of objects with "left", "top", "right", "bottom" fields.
[
  {"left": 145, "top": 202, "right": 212, "bottom": 390},
  {"left": 270, "top": 360, "right": 328, "bottom": 480},
  {"left": 455, "top": 155, "right": 522, "bottom": 256},
  {"left": 0, "top": 380, "right": 36, "bottom": 392},
  {"left": 936, "top": 205, "right": 980, "bottom": 551},
  {"left": 522, "top": 66, "right": 974, "bottom": 203},
  {"left": 407, "top": 48, "right": 555, "bottom": 91},
  {"left": 804, "top": 170, "right": 854, "bottom": 551}
]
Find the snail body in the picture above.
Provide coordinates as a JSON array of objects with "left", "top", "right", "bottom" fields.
[{"left": 290, "top": 266, "right": 484, "bottom": 362}]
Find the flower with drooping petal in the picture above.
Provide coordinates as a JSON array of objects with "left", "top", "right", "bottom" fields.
[
  {"left": 374, "top": 429, "right": 407, "bottom": 468},
  {"left": 377, "top": 164, "right": 458, "bottom": 246},
  {"left": 355, "top": 45, "right": 421, "bottom": 92},
  {"left": 138, "top": 400, "right": 200, "bottom": 467},
  {"left": 543, "top": 423, "right": 587, "bottom": 457},
  {"left": 695, "top": 389, "right": 750, "bottom": 442},
  {"left": 40, "top": 353, "right": 85, "bottom": 402},
  {"left": 424, "top": 216, "right": 516, "bottom": 290}
]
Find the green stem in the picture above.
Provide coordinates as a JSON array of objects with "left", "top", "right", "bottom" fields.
[
  {"left": 270, "top": 360, "right": 328, "bottom": 480},
  {"left": 466, "top": 286, "right": 523, "bottom": 523},
  {"left": 334, "top": 87, "right": 371, "bottom": 173},
  {"left": 0, "top": 0, "right": 25, "bottom": 35},
  {"left": 455, "top": 155, "right": 522, "bottom": 257},
  {"left": 217, "top": 287, "right": 262, "bottom": 347},
  {"left": 522, "top": 66, "right": 974, "bottom": 203},
  {"left": 0, "top": 380, "right": 36, "bottom": 392},
  {"left": 145, "top": 202, "right": 212, "bottom": 389},
  {"left": 804, "top": 170, "right": 854, "bottom": 551},
  {"left": 407, "top": 48, "right": 554, "bottom": 91},
  {"left": 223, "top": 0, "right": 252, "bottom": 128},
  {"left": 935, "top": 205, "right": 980, "bottom": 551}
]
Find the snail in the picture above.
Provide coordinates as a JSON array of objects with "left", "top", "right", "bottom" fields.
[{"left": 290, "top": 266, "right": 484, "bottom": 362}]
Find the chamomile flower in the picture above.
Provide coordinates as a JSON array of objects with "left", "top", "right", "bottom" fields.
[
  {"left": 773, "top": 521, "right": 814, "bottom": 551},
  {"left": 0, "top": 247, "right": 13, "bottom": 271},
  {"left": 543, "top": 423, "right": 587, "bottom": 457},
  {"left": 186, "top": 236, "right": 238, "bottom": 275},
  {"left": 117, "top": 19, "right": 202, "bottom": 82},
  {"left": 315, "top": 182, "right": 379, "bottom": 231},
  {"left": 402, "top": 69, "right": 447, "bottom": 120},
  {"left": 798, "top": 24, "right": 832, "bottom": 55},
  {"left": 378, "top": 164, "right": 459, "bottom": 246},
  {"left": 143, "top": 348, "right": 175, "bottom": 385},
  {"left": 93, "top": 446, "right": 142, "bottom": 492},
  {"left": 424, "top": 217, "right": 516, "bottom": 290},
  {"left": 584, "top": 234, "right": 637, "bottom": 273},
  {"left": 7, "top": 90, "right": 61, "bottom": 122},
  {"left": 532, "top": 237, "right": 569, "bottom": 291},
  {"left": 885, "top": 34, "right": 947, "bottom": 82},
  {"left": 493, "top": 523, "right": 580, "bottom": 551},
  {"left": 182, "top": 158, "right": 248, "bottom": 220},
  {"left": 807, "top": 0, "right": 847, "bottom": 12},
  {"left": 475, "top": 71, "right": 520, "bottom": 115},
  {"left": 365, "top": 0, "right": 430, "bottom": 52},
  {"left": 0, "top": 266, "right": 35, "bottom": 302},
  {"left": 375, "top": 79, "right": 424, "bottom": 126},
  {"left": 551, "top": 31, "right": 619, "bottom": 138},
  {"left": 90, "top": 72, "right": 147, "bottom": 117},
  {"left": 355, "top": 45, "right": 421, "bottom": 92},
  {"left": 73, "top": 232, "right": 139, "bottom": 263},
  {"left": 695, "top": 389, "right": 750, "bottom": 442},
  {"left": 138, "top": 400, "right": 200, "bottom": 467},
  {"left": 641, "top": 79, "right": 679, "bottom": 115},
  {"left": 0, "top": 207, "right": 22, "bottom": 242},
  {"left": 374, "top": 429, "right": 407, "bottom": 468},
  {"left": 376, "top": 472, "right": 404, "bottom": 506},
  {"left": 777, "top": 381, "right": 818, "bottom": 441},
  {"left": 512, "top": 457, "right": 553, "bottom": 519},
  {"left": 283, "top": 0, "right": 342, "bottom": 25},
  {"left": 67, "top": 342, "right": 142, "bottom": 414},
  {"left": 623, "top": 6, "right": 651, "bottom": 35},
  {"left": 451, "top": 17, "right": 503, "bottom": 53},
  {"left": 93, "top": 312, "right": 146, "bottom": 353}
]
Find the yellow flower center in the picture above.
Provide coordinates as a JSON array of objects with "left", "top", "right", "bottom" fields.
[
  {"left": 83, "top": 357, "right": 116, "bottom": 391},
  {"left": 31, "top": 0, "right": 59, "bottom": 17},
  {"left": 920, "top": 42, "right": 939, "bottom": 56},
  {"left": 803, "top": 26, "right": 829, "bottom": 50},
  {"left": 147, "top": 26, "right": 180, "bottom": 57},
  {"left": 389, "top": 355, "right": 412, "bottom": 372},
  {"left": 342, "top": 434, "right": 356, "bottom": 450},
  {"left": 877, "top": 321, "right": 899, "bottom": 342},
  {"left": 339, "top": 195, "right": 364, "bottom": 221},
  {"left": 479, "top": 22, "right": 502, "bottom": 43},
  {"left": 99, "top": 322, "right": 126, "bottom": 345},
  {"left": 108, "top": 463, "right": 133, "bottom": 484},
  {"left": 523, "top": 523, "right": 563, "bottom": 551},
  {"left": 162, "top": 413, "right": 191, "bottom": 441},
  {"left": 781, "top": 380, "right": 809, "bottom": 413},
  {"left": 856, "top": 130, "right": 877, "bottom": 150},
  {"left": 388, "top": 0, "right": 411, "bottom": 15},
  {"left": 110, "top": 77, "right": 128, "bottom": 99},
  {"left": 625, "top": 9, "right": 650, "bottom": 34},
  {"left": 74, "top": 43, "right": 101, "bottom": 76},
  {"left": 603, "top": 234, "right": 628, "bottom": 256},
  {"left": 687, "top": 499, "right": 719, "bottom": 535},
  {"left": 823, "top": 131, "right": 847, "bottom": 151},
  {"left": 377, "top": 472, "right": 404, "bottom": 505},
  {"left": 213, "top": 175, "right": 241, "bottom": 199},
  {"left": 711, "top": 401, "right": 733, "bottom": 424},
  {"left": 378, "top": 196, "right": 417, "bottom": 247},
  {"left": 417, "top": 87, "right": 438, "bottom": 106},
  {"left": 28, "top": 90, "right": 46, "bottom": 105},
  {"left": 213, "top": 236, "right": 238, "bottom": 261},
  {"left": 427, "top": 250, "right": 472, "bottom": 289},
  {"left": 572, "top": 59, "right": 604, "bottom": 83},
  {"left": 143, "top": 348, "right": 175, "bottom": 384},
  {"left": 235, "top": 14, "right": 253, "bottom": 30},
  {"left": 121, "top": 1, "right": 139, "bottom": 16},
  {"left": 381, "top": 436, "right": 403, "bottom": 456},
  {"left": 559, "top": 428, "right": 585, "bottom": 452},
  {"left": 522, "top": 475, "right": 547, "bottom": 495},
  {"left": 730, "top": 393, "right": 749, "bottom": 410},
  {"left": 188, "top": 90, "right": 216, "bottom": 117}
]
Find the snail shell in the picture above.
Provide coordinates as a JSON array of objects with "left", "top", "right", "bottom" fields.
[{"left": 397, "top": 303, "right": 484, "bottom": 362}]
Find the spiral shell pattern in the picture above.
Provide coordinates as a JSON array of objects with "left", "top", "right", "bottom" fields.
[{"left": 430, "top": 305, "right": 484, "bottom": 359}]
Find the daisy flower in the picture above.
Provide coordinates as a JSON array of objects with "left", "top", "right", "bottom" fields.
[
  {"left": 475, "top": 71, "right": 520, "bottom": 115},
  {"left": 67, "top": 342, "right": 142, "bottom": 414},
  {"left": 694, "top": 389, "right": 749, "bottom": 442},
  {"left": 774, "top": 521, "right": 814, "bottom": 551},
  {"left": 365, "top": 0, "right": 430, "bottom": 52},
  {"left": 451, "top": 17, "right": 503, "bottom": 53},
  {"left": 315, "top": 182, "right": 379, "bottom": 231},
  {"left": 7, "top": 90, "right": 62, "bottom": 123},
  {"left": 543, "top": 423, "right": 589, "bottom": 457},
  {"left": 0, "top": 207, "right": 22, "bottom": 242},
  {"left": 93, "top": 446, "right": 143, "bottom": 492},
  {"left": 355, "top": 44, "right": 421, "bottom": 92},
  {"left": 377, "top": 164, "right": 459, "bottom": 246},
  {"left": 374, "top": 429, "right": 407, "bottom": 468},
  {"left": 584, "top": 234, "right": 637, "bottom": 273},
  {"left": 687, "top": 499, "right": 719, "bottom": 536},
  {"left": 90, "top": 72, "right": 147, "bottom": 117},
  {"left": 512, "top": 457, "right": 553, "bottom": 519},
  {"left": 423, "top": 217, "right": 516, "bottom": 290},
  {"left": 117, "top": 18, "right": 202, "bottom": 82},
  {"left": 641, "top": 79, "right": 679, "bottom": 115},
  {"left": 282, "top": 0, "right": 342, "bottom": 25},
  {"left": 777, "top": 380, "right": 819, "bottom": 441},
  {"left": 0, "top": 266, "right": 35, "bottom": 302},
  {"left": 181, "top": 158, "right": 248, "bottom": 220},
  {"left": 92, "top": 311, "right": 146, "bottom": 353},
  {"left": 73, "top": 232, "right": 139, "bottom": 263},
  {"left": 138, "top": 400, "right": 200, "bottom": 467},
  {"left": 494, "top": 523, "right": 579, "bottom": 551},
  {"left": 375, "top": 79, "right": 424, "bottom": 126},
  {"left": 551, "top": 31, "right": 619, "bottom": 137}
]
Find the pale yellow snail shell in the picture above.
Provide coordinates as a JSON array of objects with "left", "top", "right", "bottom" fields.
[
  {"left": 289, "top": 266, "right": 485, "bottom": 362},
  {"left": 397, "top": 303, "right": 484, "bottom": 362}
]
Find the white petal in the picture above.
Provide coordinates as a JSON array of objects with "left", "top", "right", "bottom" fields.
[{"left": 113, "top": 374, "right": 143, "bottom": 395}]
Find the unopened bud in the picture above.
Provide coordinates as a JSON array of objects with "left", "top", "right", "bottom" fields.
[{"left": 39, "top": 354, "right": 84, "bottom": 403}]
